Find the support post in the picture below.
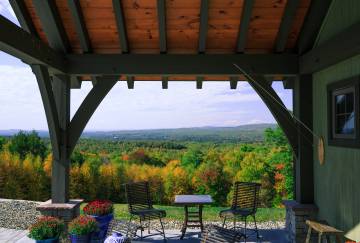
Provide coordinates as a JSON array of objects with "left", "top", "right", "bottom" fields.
[
  {"left": 293, "top": 74, "right": 314, "bottom": 203},
  {"left": 51, "top": 75, "right": 71, "bottom": 203}
]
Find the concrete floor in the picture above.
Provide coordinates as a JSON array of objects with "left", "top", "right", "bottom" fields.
[{"left": 0, "top": 228, "right": 288, "bottom": 243}]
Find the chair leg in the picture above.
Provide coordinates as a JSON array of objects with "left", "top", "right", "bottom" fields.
[
  {"left": 148, "top": 218, "right": 151, "bottom": 234},
  {"left": 244, "top": 217, "right": 247, "bottom": 239},
  {"left": 159, "top": 217, "right": 166, "bottom": 241},
  {"left": 252, "top": 214, "right": 260, "bottom": 238},
  {"left": 140, "top": 218, "right": 143, "bottom": 239},
  {"left": 222, "top": 216, "right": 227, "bottom": 228},
  {"left": 233, "top": 217, "right": 236, "bottom": 230}
]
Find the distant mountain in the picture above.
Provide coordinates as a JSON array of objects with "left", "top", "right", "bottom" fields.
[{"left": 0, "top": 123, "right": 277, "bottom": 143}]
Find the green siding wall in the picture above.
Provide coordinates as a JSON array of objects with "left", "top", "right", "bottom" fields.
[{"left": 312, "top": 0, "right": 360, "bottom": 240}]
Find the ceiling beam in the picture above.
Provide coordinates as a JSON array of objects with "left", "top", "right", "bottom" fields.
[
  {"left": 157, "top": 0, "right": 167, "bottom": 53},
  {"left": 0, "top": 15, "right": 66, "bottom": 73},
  {"left": 230, "top": 76, "right": 238, "bottom": 89},
  {"left": 66, "top": 54, "right": 298, "bottom": 76},
  {"left": 198, "top": 0, "right": 209, "bottom": 53},
  {"left": 300, "top": 21, "right": 360, "bottom": 74},
  {"left": 236, "top": 0, "right": 254, "bottom": 53},
  {"left": 67, "top": 0, "right": 92, "bottom": 53},
  {"left": 297, "top": 0, "right": 333, "bottom": 54},
  {"left": 162, "top": 76, "right": 168, "bottom": 89},
  {"left": 275, "top": 0, "right": 300, "bottom": 53},
  {"left": 9, "top": 0, "right": 37, "bottom": 36},
  {"left": 196, "top": 76, "right": 203, "bottom": 89},
  {"left": 113, "top": 0, "right": 129, "bottom": 53},
  {"left": 32, "top": 0, "right": 70, "bottom": 52}
]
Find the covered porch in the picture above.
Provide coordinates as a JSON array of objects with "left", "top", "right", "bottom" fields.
[{"left": 1, "top": 0, "right": 360, "bottom": 242}]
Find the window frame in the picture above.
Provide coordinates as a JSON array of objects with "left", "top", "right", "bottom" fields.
[{"left": 327, "top": 76, "right": 360, "bottom": 148}]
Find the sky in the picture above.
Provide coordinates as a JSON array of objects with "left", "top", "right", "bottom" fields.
[{"left": 0, "top": 1, "right": 292, "bottom": 131}]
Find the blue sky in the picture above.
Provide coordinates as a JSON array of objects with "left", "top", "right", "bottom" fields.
[{"left": 0, "top": 1, "right": 292, "bottom": 131}]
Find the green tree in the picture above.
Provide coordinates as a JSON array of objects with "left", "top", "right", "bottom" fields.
[
  {"left": 8, "top": 131, "right": 47, "bottom": 160},
  {"left": 264, "top": 126, "right": 288, "bottom": 147},
  {"left": 0, "top": 136, "right": 5, "bottom": 151}
]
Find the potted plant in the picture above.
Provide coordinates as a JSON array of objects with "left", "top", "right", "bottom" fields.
[
  {"left": 83, "top": 199, "right": 114, "bottom": 240},
  {"left": 28, "top": 216, "right": 64, "bottom": 243},
  {"left": 68, "top": 215, "right": 98, "bottom": 243}
]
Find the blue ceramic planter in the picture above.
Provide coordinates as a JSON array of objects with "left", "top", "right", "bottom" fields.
[
  {"left": 35, "top": 238, "right": 59, "bottom": 243},
  {"left": 91, "top": 214, "right": 113, "bottom": 240},
  {"left": 69, "top": 233, "right": 91, "bottom": 243}
]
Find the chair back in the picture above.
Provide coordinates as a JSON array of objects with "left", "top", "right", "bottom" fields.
[
  {"left": 231, "top": 182, "right": 260, "bottom": 213},
  {"left": 125, "top": 181, "right": 152, "bottom": 213}
]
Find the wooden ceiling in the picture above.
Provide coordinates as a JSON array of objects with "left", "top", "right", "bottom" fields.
[{"left": 20, "top": 0, "right": 311, "bottom": 81}]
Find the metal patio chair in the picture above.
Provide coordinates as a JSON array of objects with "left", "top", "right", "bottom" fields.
[
  {"left": 125, "top": 181, "right": 166, "bottom": 240},
  {"left": 219, "top": 182, "right": 261, "bottom": 239},
  {"left": 201, "top": 225, "right": 245, "bottom": 243}
]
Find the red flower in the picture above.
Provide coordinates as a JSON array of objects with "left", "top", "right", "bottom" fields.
[{"left": 83, "top": 199, "right": 113, "bottom": 216}]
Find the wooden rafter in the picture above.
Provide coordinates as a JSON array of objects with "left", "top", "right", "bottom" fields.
[
  {"left": 127, "top": 76, "right": 135, "bottom": 89},
  {"left": 198, "top": 0, "right": 209, "bottom": 53},
  {"left": 157, "top": 0, "right": 167, "bottom": 53},
  {"left": 275, "top": 0, "right": 300, "bottom": 53},
  {"left": 67, "top": 0, "right": 92, "bottom": 53},
  {"left": 113, "top": 0, "right": 129, "bottom": 53},
  {"left": 230, "top": 76, "right": 238, "bottom": 89},
  {"left": 196, "top": 76, "right": 204, "bottom": 89},
  {"left": 32, "top": 0, "right": 70, "bottom": 52},
  {"left": 236, "top": 0, "right": 254, "bottom": 53},
  {"left": 162, "top": 76, "right": 168, "bottom": 89},
  {"left": 297, "top": 0, "right": 333, "bottom": 54}
]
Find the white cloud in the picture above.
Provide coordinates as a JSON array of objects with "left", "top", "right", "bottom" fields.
[{"left": 0, "top": 63, "right": 292, "bottom": 130}]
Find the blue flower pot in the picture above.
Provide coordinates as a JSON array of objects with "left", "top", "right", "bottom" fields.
[
  {"left": 69, "top": 233, "right": 91, "bottom": 243},
  {"left": 35, "top": 238, "right": 59, "bottom": 243},
  {"left": 91, "top": 214, "right": 113, "bottom": 240}
]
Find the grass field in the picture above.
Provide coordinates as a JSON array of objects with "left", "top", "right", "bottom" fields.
[{"left": 82, "top": 204, "right": 285, "bottom": 222}]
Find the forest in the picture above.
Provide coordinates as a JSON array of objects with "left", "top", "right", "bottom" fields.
[{"left": 0, "top": 126, "right": 294, "bottom": 207}]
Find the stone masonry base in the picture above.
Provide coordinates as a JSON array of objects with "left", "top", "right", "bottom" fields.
[
  {"left": 283, "top": 200, "right": 318, "bottom": 243},
  {"left": 36, "top": 199, "right": 83, "bottom": 231}
]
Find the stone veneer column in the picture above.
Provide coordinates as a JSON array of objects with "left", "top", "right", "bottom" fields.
[
  {"left": 36, "top": 199, "right": 83, "bottom": 231},
  {"left": 283, "top": 200, "right": 318, "bottom": 243}
]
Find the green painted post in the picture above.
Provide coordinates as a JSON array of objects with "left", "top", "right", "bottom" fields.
[
  {"left": 51, "top": 75, "right": 71, "bottom": 203},
  {"left": 293, "top": 74, "right": 314, "bottom": 203}
]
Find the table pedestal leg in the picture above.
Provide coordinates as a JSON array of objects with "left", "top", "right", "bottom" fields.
[{"left": 180, "top": 205, "right": 204, "bottom": 240}]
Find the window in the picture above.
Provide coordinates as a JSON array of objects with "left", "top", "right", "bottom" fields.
[{"left": 328, "top": 77, "right": 360, "bottom": 147}]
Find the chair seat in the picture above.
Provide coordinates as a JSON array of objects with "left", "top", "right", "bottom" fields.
[
  {"left": 219, "top": 208, "right": 253, "bottom": 218},
  {"left": 131, "top": 208, "right": 166, "bottom": 219}
]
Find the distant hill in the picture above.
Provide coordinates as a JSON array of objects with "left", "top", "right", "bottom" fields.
[{"left": 0, "top": 123, "right": 277, "bottom": 143}]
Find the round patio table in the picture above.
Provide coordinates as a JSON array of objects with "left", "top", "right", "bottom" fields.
[{"left": 174, "top": 194, "right": 213, "bottom": 240}]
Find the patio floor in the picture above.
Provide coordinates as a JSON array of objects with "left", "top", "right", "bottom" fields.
[{"left": 0, "top": 227, "right": 288, "bottom": 243}]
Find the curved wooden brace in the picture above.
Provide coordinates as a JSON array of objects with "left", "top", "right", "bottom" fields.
[
  {"left": 31, "top": 65, "right": 61, "bottom": 159},
  {"left": 248, "top": 77, "right": 298, "bottom": 153},
  {"left": 68, "top": 76, "right": 118, "bottom": 154}
]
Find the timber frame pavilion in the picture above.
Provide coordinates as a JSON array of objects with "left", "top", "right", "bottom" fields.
[{"left": 1, "top": 0, "right": 360, "bottom": 241}]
